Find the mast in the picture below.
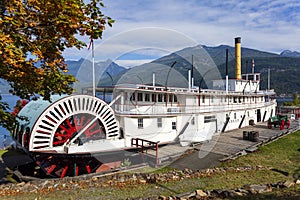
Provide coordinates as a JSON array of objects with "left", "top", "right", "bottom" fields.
[
  {"left": 191, "top": 55, "right": 194, "bottom": 88},
  {"left": 252, "top": 59, "right": 255, "bottom": 74},
  {"left": 268, "top": 68, "right": 270, "bottom": 91},
  {"left": 226, "top": 48, "right": 229, "bottom": 94},
  {"left": 92, "top": 39, "right": 95, "bottom": 97}
]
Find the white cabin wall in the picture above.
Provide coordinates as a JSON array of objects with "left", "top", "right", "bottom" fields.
[{"left": 122, "top": 116, "right": 177, "bottom": 146}]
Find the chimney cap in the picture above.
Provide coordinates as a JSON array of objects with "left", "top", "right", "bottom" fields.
[{"left": 235, "top": 37, "right": 241, "bottom": 44}]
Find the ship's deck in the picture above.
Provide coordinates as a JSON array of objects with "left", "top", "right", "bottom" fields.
[{"left": 143, "top": 120, "right": 299, "bottom": 170}]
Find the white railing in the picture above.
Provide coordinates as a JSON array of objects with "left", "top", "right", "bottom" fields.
[{"left": 114, "top": 100, "right": 276, "bottom": 116}]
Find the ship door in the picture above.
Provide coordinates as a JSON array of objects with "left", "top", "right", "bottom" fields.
[{"left": 257, "top": 109, "right": 261, "bottom": 122}]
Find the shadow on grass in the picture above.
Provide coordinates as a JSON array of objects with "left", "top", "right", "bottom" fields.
[{"left": 230, "top": 191, "right": 300, "bottom": 200}]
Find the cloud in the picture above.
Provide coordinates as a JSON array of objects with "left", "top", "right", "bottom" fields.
[
  {"left": 114, "top": 59, "right": 154, "bottom": 68},
  {"left": 63, "top": 0, "right": 300, "bottom": 60}
]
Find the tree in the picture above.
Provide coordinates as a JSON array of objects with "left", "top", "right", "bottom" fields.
[
  {"left": 292, "top": 93, "right": 299, "bottom": 105},
  {"left": 0, "top": 0, "right": 114, "bottom": 131}
]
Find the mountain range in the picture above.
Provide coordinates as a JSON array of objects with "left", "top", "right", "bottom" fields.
[
  {"left": 0, "top": 45, "right": 300, "bottom": 96},
  {"left": 72, "top": 45, "right": 299, "bottom": 96}
]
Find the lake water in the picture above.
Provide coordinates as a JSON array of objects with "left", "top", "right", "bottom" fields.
[{"left": 0, "top": 94, "right": 20, "bottom": 149}]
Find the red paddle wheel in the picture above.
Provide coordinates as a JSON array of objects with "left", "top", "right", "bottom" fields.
[{"left": 24, "top": 95, "right": 120, "bottom": 178}]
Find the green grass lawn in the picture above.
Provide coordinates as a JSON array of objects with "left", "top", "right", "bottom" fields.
[{"left": 1, "top": 131, "right": 300, "bottom": 200}]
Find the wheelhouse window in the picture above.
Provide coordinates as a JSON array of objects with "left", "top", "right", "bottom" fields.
[
  {"left": 164, "top": 94, "right": 167, "bottom": 102},
  {"left": 152, "top": 94, "right": 156, "bottom": 102},
  {"left": 169, "top": 94, "right": 173, "bottom": 102},
  {"left": 174, "top": 95, "right": 177, "bottom": 102},
  {"left": 145, "top": 93, "right": 150, "bottom": 102},
  {"left": 158, "top": 94, "right": 163, "bottom": 102},
  {"left": 130, "top": 93, "right": 135, "bottom": 101},
  {"left": 137, "top": 93, "right": 143, "bottom": 101},
  {"left": 138, "top": 118, "right": 143, "bottom": 129}
]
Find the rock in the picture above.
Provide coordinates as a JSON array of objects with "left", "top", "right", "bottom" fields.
[
  {"left": 244, "top": 184, "right": 272, "bottom": 194},
  {"left": 158, "top": 196, "right": 167, "bottom": 200},
  {"left": 195, "top": 189, "right": 207, "bottom": 197},
  {"left": 138, "top": 179, "right": 147, "bottom": 184},
  {"left": 118, "top": 175, "right": 125, "bottom": 183},
  {"left": 186, "top": 191, "right": 196, "bottom": 198},
  {"left": 92, "top": 177, "right": 98, "bottom": 182},
  {"left": 236, "top": 188, "right": 249, "bottom": 195},
  {"left": 231, "top": 190, "right": 245, "bottom": 196},
  {"left": 283, "top": 180, "right": 295, "bottom": 188},
  {"left": 16, "top": 181, "right": 25, "bottom": 187}
]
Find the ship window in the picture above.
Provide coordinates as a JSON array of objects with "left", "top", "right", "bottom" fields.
[
  {"left": 157, "top": 118, "right": 162, "bottom": 128},
  {"left": 138, "top": 118, "right": 143, "bottom": 129},
  {"left": 191, "top": 117, "right": 195, "bottom": 125},
  {"left": 158, "top": 94, "right": 163, "bottom": 102},
  {"left": 145, "top": 93, "right": 150, "bottom": 102},
  {"left": 239, "top": 97, "right": 242, "bottom": 103},
  {"left": 211, "top": 96, "right": 214, "bottom": 103},
  {"left": 234, "top": 97, "right": 237, "bottom": 103},
  {"left": 152, "top": 94, "right": 156, "bottom": 102},
  {"left": 202, "top": 96, "right": 205, "bottom": 103},
  {"left": 137, "top": 93, "right": 143, "bottom": 101},
  {"left": 234, "top": 113, "right": 236, "bottom": 119},
  {"left": 247, "top": 111, "right": 250, "bottom": 117},
  {"left": 172, "top": 122, "right": 176, "bottom": 130},
  {"left": 204, "top": 115, "right": 216, "bottom": 123}
]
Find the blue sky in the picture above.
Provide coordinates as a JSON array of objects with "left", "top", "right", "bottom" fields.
[{"left": 63, "top": 0, "right": 300, "bottom": 67}]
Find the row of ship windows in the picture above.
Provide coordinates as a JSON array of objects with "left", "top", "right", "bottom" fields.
[
  {"left": 129, "top": 92, "right": 264, "bottom": 104},
  {"left": 137, "top": 116, "right": 216, "bottom": 129},
  {"left": 130, "top": 93, "right": 178, "bottom": 103},
  {"left": 137, "top": 118, "right": 177, "bottom": 129},
  {"left": 136, "top": 111, "right": 257, "bottom": 129},
  {"left": 203, "top": 96, "right": 264, "bottom": 103}
]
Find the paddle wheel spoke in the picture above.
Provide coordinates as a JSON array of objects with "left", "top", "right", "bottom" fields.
[
  {"left": 46, "top": 164, "right": 57, "bottom": 175},
  {"left": 34, "top": 154, "right": 101, "bottom": 178},
  {"left": 61, "top": 165, "right": 69, "bottom": 178},
  {"left": 86, "top": 165, "right": 91, "bottom": 174}
]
